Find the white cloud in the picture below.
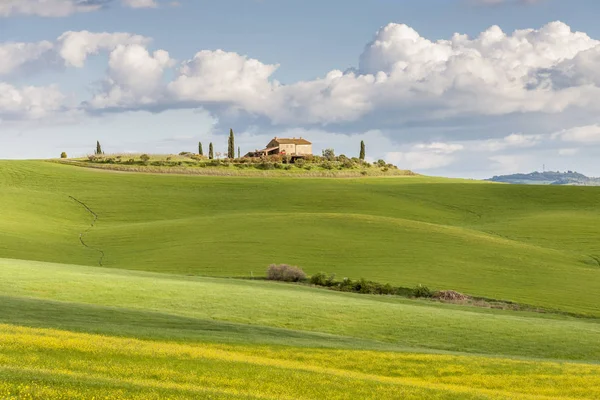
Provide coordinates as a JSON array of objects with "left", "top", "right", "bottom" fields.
[
  {"left": 121, "top": 0, "right": 158, "bottom": 8},
  {"left": 0, "top": 41, "right": 55, "bottom": 75},
  {"left": 558, "top": 148, "right": 579, "bottom": 156},
  {"left": 0, "top": 0, "right": 102, "bottom": 17},
  {"left": 0, "top": 31, "right": 151, "bottom": 76},
  {"left": 552, "top": 124, "right": 600, "bottom": 143},
  {"left": 89, "top": 45, "right": 173, "bottom": 108},
  {"left": 57, "top": 31, "right": 151, "bottom": 68},
  {"left": 476, "top": 133, "right": 542, "bottom": 152},
  {"left": 0, "top": 83, "right": 66, "bottom": 121},
  {"left": 0, "top": 0, "right": 163, "bottom": 17},
  {"left": 84, "top": 21, "right": 600, "bottom": 129}
]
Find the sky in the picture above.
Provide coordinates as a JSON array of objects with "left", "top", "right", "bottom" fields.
[{"left": 1, "top": 0, "right": 600, "bottom": 178}]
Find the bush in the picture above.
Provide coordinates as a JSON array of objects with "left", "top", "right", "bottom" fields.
[
  {"left": 60, "top": 152, "right": 67, "bottom": 159},
  {"left": 309, "top": 272, "right": 329, "bottom": 286},
  {"left": 321, "top": 161, "right": 335, "bottom": 170},
  {"left": 140, "top": 154, "right": 150, "bottom": 163},
  {"left": 126, "top": 158, "right": 135, "bottom": 164},
  {"left": 266, "top": 264, "right": 307, "bottom": 282},
  {"left": 413, "top": 284, "right": 434, "bottom": 298},
  {"left": 322, "top": 148, "right": 336, "bottom": 161},
  {"left": 294, "top": 158, "right": 306, "bottom": 168}
]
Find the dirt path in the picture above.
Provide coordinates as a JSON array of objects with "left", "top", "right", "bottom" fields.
[{"left": 69, "top": 196, "right": 105, "bottom": 266}]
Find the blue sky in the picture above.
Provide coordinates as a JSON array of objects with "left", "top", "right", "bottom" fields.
[{"left": 2, "top": 0, "right": 600, "bottom": 178}]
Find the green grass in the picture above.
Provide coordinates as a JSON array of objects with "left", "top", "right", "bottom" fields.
[
  {"left": 2, "top": 159, "right": 600, "bottom": 398},
  {"left": 2, "top": 258, "right": 600, "bottom": 362},
  {"left": 1, "top": 160, "right": 600, "bottom": 316}
]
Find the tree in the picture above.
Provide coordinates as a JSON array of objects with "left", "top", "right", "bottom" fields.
[
  {"left": 60, "top": 152, "right": 67, "bottom": 159},
  {"left": 322, "top": 148, "right": 335, "bottom": 161},
  {"left": 228, "top": 129, "right": 235, "bottom": 159},
  {"left": 140, "top": 154, "right": 150, "bottom": 164},
  {"left": 95, "top": 141, "right": 103, "bottom": 155},
  {"left": 198, "top": 142, "right": 203, "bottom": 156},
  {"left": 359, "top": 141, "right": 366, "bottom": 160},
  {"left": 209, "top": 142, "right": 214, "bottom": 160},
  {"left": 238, "top": 146, "right": 241, "bottom": 159}
]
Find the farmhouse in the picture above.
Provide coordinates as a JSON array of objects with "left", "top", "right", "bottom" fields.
[{"left": 246, "top": 137, "right": 313, "bottom": 158}]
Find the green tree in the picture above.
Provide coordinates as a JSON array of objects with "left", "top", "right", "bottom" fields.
[
  {"left": 198, "top": 142, "right": 203, "bottom": 156},
  {"left": 359, "top": 141, "right": 366, "bottom": 160},
  {"left": 60, "top": 152, "right": 67, "bottom": 159},
  {"left": 322, "top": 148, "right": 335, "bottom": 161},
  {"left": 228, "top": 129, "right": 235, "bottom": 159},
  {"left": 238, "top": 146, "right": 241, "bottom": 159},
  {"left": 209, "top": 142, "right": 214, "bottom": 160},
  {"left": 95, "top": 141, "right": 103, "bottom": 155}
]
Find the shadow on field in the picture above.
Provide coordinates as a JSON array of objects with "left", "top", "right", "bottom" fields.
[{"left": 0, "top": 296, "right": 401, "bottom": 351}]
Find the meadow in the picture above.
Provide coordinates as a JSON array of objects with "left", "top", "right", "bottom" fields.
[{"left": 1, "top": 160, "right": 600, "bottom": 398}]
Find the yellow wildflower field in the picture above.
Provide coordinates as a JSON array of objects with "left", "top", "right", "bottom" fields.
[{"left": 0, "top": 324, "right": 599, "bottom": 399}]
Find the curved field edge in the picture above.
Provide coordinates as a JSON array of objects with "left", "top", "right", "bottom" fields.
[
  {"left": 1, "top": 324, "right": 599, "bottom": 400},
  {"left": 2, "top": 258, "right": 600, "bottom": 362}
]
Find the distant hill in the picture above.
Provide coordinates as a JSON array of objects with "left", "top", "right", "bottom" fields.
[{"left": 487, "top": 171, "right": 600, "bottom": 186}]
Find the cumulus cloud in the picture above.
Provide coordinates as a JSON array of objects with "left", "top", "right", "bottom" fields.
[
  {"left": 552, "top": 124, "right": 600, "bottom": 143},
  {"left": 0, "top": 83, "right": 66, "bottom": 121},
  {"left": 0, "top": 31, "right": 151, "bottom": 76},
  {"left": 0, "top": 0, "right": 162, "bottom": 17},
  {"left": 89, "top": 45, "right": 173, "bottom": 108},
  {"left": 83, "top": 21, "right": 600, "bottom": 131}
]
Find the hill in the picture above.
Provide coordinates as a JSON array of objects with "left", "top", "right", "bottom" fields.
[
  {"left": 2, "top": 160, "right": 600, "bottom": 398},
  {"left": 1, "top": 258, "right": 600, "bottom": 399},
  {"left": 487, "top": 170, "right": 600, "bottom": 186}
]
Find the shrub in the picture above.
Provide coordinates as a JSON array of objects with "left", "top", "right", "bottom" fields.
[
  {"left": 413, "top": 284, "right": 434, "bottom": 298},
  {"left": 267, "top": 264, "right": 307, "bottom": 282},
  {"left": 126, "top": 158, "right": 135, "bottom": 164},
  {"left": 360, "top": 170, "right": 368, "bottom": 176},
  {"left": 60, "top": 152, "right": 67, "bottom": 159},
  {"left": 322, "top": 148, "right": 335, "bottom": 161},
  {"left": 321, "top": 161, "right": 335, "bottom": 170},
  {"left": 376, "top": 159, "right": 387, "bottom": 167},
  {"left": 294, "top": 158, "right": 306, "bottom": 168},
  {"left": 140, "top": 154, "right": 151, "bottom": 163},
  {"left": 309, "top": 272, "right": 329, "bottom": 286}
]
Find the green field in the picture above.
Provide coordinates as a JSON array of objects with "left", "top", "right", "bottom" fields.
[{"left": 1, "top": 160, "right": 600, "bottom": 398}]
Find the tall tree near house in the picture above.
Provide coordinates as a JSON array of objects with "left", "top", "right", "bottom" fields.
[
  {"left": 96, "top": 141, "right": 103, "bottom": 155},
  {"left": 228, "top": 129, "right": 235, "bottom": 159},
  {"left": 199, "top": 142, "right": 203, "bottom": 156},
  {"left": 359, "top": 141, "right": 366, "bottom": 160},
  {"left": 209, "top": 142, "right": 214, "bottom": 160},
  {"left": 238, "top": 146, "right": 241, "bottom": 159}
]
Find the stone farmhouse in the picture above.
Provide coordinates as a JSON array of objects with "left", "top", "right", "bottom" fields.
[{"left": 246, "top": 137, "right": 313, "bottom": 158}]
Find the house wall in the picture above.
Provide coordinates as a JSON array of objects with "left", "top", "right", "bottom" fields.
[
  {"left": 295, "top": 144, "right": 312, "bottom": 155},
  {"left": 279, "top": 143, "right": 296, "bottom": 154}
]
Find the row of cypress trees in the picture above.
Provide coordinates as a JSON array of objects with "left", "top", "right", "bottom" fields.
[{"left": 198, "top": 129, "right": 239, "bottom": 160}]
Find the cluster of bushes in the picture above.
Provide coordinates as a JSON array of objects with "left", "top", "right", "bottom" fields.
[
  {"left": 266, "top": 265, "right": 435, "bottom": 298},
  {"left": 83, "top": 152, "right": 399, "bottom": 172},
  {"left": 309, "top": 273, "right": 420, "bottom": 296}
]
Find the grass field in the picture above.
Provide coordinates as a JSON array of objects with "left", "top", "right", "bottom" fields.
[{"left": 1, "top": 160, "right": 600, "bottom": 398}]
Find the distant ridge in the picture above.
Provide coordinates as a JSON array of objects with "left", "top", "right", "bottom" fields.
[{"left": 487, "top": 171, "right": 600, "bottom": 186}]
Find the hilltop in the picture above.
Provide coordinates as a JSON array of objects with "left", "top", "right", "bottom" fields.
[{"left": 487, "top": 170, "right": 600, "bottom": 186}]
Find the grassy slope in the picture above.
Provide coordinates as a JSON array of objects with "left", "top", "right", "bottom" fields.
[
  {"left": 1, "top": 259, "right": 600, "bottom": 399},
  {"left": 2, "top": 258, "right": 600, "bottom": 362},
  {"left": 1, "top": 160, "right": 599, "bottom": 315}
]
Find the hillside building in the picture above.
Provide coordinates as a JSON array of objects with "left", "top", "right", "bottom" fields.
[{"left": 245, "top": 137, "right": 313, "bottom": 158}]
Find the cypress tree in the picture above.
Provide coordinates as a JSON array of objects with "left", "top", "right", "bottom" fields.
[
  {"left": 238, "top": 146, "right": 241, "bottom": 159},
  {"left": 199, "top": 142, "right": 203, "bottom": 156},
  {"left": 228, "top": 129, "right": 235, "bottom": 159},
  {"left": 359, "top": 141, "right": 366, "bottom": 160},
  {"left": 209, "top": 142, "right": 214, "bottom": 160},
  {"left": 96, "top": 141, "right": 103, "bottom": 155}
]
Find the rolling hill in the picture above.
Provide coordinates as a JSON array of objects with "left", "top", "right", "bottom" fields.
[{"left": 1, "top": 160, "right": 600, "bottom": 399}]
